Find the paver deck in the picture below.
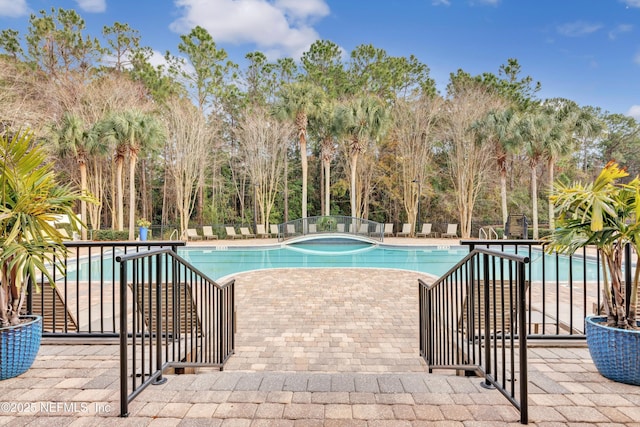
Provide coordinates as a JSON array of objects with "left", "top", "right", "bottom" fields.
[{"left": 2, "top": 238, "right": 640, "bottom": 426}]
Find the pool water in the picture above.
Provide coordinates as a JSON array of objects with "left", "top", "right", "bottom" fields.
[
  {"left": 63, "top": 239, "right": 605, "bottom": 283},
  {"left": 181, "top": 242, "right": 466, "bottom": 280}
]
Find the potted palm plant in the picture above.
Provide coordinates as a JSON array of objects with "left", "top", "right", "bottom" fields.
[
  {"left": 137, "top": 218, "right": 151, "bottom": 241},
  {"left": 544, "top": 161, "right": 639, "bottom": 385},
  {"left": 1, "top": 130, "right": 91, "bottom": 380}
]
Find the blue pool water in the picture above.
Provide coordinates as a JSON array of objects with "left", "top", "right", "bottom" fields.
[
  {"left": 180, "top": 241, "right": 467, "bottom": 280},
  {"left": 64, "top": 239, "right": 605, "bottom": 282}
]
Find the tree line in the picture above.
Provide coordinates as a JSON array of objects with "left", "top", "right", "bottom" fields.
[{"left": 1, "top": 7, "right": 639, "bottom": 239}]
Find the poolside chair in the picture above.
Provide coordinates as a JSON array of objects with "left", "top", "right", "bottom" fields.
[
  {"left": 286, "top": 224, "right": 299, "bottom": 237},
  {"left": 357, "top": 223, "right": 369, "bottom": 235},
  {"left": 383, "top": 223, "right": 394, "bottom": 237},
  {"left": 202, "top": 226, "right": 218, "bottom": 240},
  {"left": 256, "top": 224, "right": 269, "bottom": 238},
  {"left": 132, "top": 282, "right": 201, "bottom": 338},
  {"left": 396, "top": 223, "right": 412, "bottom": 237},
  {"left": 337, "top": 223, "right": 345, "bottom": 233},
  {"left": 225, "top": 226, "right": 242, "bottom": 239},
  {"left": 270, "top": 224, "right": 280, "bottom": 238},
  {"left": 27, "top": 282, "right": 79, "bottom": 333},
  {"left": 240, "top": 227, "right": 256, "bottom": 238},
  {"left": 308, "top": 223, "right": 317, "bottom": 234},
  {"left": 56, "top": 228, "right": 70, "bottom": 239},
  {"left": 186, "top": 228, "right": 203, "bottom": 241},
  {"left": 442, "top": 223, "right": 458, "bottom": 238},
  {"left": 416, "top": 223, "right": 436, "bottom": 238}
]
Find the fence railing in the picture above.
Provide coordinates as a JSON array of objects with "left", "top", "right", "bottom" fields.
[
  {"left": 26, "top": 241, "right": 186, "bottom": 338},
  {"left": 460, "top": 240, "right": 637, "bottom": 339},
  {"left": 277, "top": 216, "right": 384, "bottom": 242},
  {"left": 419, "top": 247, "right": 530, "bottom": 424},
  {"left": 116, "top": 248, "right": 235, "bottom": 417}
]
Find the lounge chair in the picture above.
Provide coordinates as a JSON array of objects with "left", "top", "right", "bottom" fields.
[
  {"left": 442, "top": 223, "right": 458, "bottom": 238},
  {"left": 416, "top": 223, "right": 436, "bottom": 238},
  {"left": 202, "top": 226, "right": 218, "bottom": 240},
  {"left": 256, "top": 224, "right": 269, "bottom": 238},
  {"left": 270, "top": 224, "right": 279, "bottom": 238},
  {"left": 186, "top": 228, "right": 202, "bottom": 240},
  {"left": 357, "top": 223, "right": 369, "bottom": 235},
  {"left": 396, "top": 223, "right": 412, "bottom": 237},
  {"left": 240, "top": 227, "right": 256, "bottom": 238},
  {"left": 383, "top": 223, "right": 394, "bottom": 237},
  {"left": 337, "top": 223, "right": 345, "bottom": 233},
  {"left": 308, "top": 224, "right": 317, "bottom": 234},
  {"left": 225, "top": 226, "right": 242, "bottom": 239},
  {"left": 286, "top": 224, "right": 299, "bottom": 237},
  {"left": 57, "top": 228, "right": 70, "bottom": 239}
]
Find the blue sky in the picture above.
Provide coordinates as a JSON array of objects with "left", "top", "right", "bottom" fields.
[{"left": 1, "top": 0, "right": 639, "bottom": 118}]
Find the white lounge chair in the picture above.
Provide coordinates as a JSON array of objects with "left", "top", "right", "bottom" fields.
[
  {"left": 396, "top": 223, "right": 412, "bottom": 237},
  {"left": 202, "top": 226, "right": 218, "bottom": 240},
  {"left": 270, "top": 224, "right": 279, "bottom": 237},
  {"left": 256, "top": 224, "right": 269, "bottom": 238},
  {"left": 225, "top": 226, "right": 242, "bottom": 239},
  {"left": 416, "top": 223, "right": 436, "bottom": 238},
  {"left": 442, "top": 223, "right": 458, "bottom": 238},
  {"left": 240, "top": 227, "right": 256, "bottom": 238},
  {"left": 186, "top": 228, "right": 202, "bottom": 240},
  {"left": 383, "top": 223, "right": 394, "bottom": 236}
]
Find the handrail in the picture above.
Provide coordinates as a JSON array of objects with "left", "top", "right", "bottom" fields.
[
  {"left": 278, "top": 216, "right": 384, "bottom": 243},
  {"left": 419, "top": 247, "right": 530, "bottom": 424},
  {"left": 169, "top": 229, "right": 179, "bottom": 240},
  {"left": 116, "top": 247, "right": 235, "bottom": 417}
]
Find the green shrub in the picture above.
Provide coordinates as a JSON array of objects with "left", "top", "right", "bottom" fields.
[{"left": 92, "top": 230, "right": 129, "bottom": 241}]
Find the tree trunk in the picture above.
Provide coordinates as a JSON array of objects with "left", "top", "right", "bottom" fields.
[
  {"left": 115, "top": 158, "right": 124, "bottom": 231},
  {"left": 500, "top": 166, "right": 508, "bottom": 229},
  {"left": 284, "top": 153, "right": 289, "bottom": 223},
  {"left": 79, "top": 162, "right": 88, "bottom": 240},
  {"left": 547, "top": 157, "right": 555, "bottom": 230},
  {"left": 324, "top": 158, "right": 331, "bottom": 216},
  {"left": 350, "top": 151, "right": 359, "bottom": 218},
  {"left": 301, "top": 136, "right": 308, "bottom": 219},
  {"left": 128, "top": 154, "right": 137, "bottom": 240},
  {"left": 531, "top": 163, "right": 539, "bottom": 239}
]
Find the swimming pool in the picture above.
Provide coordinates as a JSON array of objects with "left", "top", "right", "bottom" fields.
[
  {"left": 64, "top": 238, "right": 605, "bottom": 283},
  {"left": 181, "top": 241, "right": 466, "bottom": 280}
]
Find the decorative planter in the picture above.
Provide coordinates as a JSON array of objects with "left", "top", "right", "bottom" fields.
[
  {"left": 139, "top": 226, "right": 148, "bottom": 241},
  {"left": 585, "top": 315, "right": 640, "bottom": 386},
  {"left": 0, "top": 315, "right": 42, "bottom": 380}
]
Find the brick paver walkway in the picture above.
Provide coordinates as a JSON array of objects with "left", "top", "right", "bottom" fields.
[{"left": 1, "top": 265, "right": 640, "bottom": 425}]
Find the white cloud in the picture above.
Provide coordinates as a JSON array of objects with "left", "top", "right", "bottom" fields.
[
  {"left": 627, "top": 105, "right": 640, "bottom": 120},
  {"left": 557, "top": 21, "right": 603, "bottom": 37},
  {"left": 609, "top": 24, "right": 633, "bottom": 39},
  {"left": 432, "top": 0, "right": 451, "bottom": 6},
  {"left": 74, "top": 0, "right": 106, "bottom": 13},
  {"left": 0, "top": 0, "right": 28, "bottom": 17},
  {"left": 622, "top": 0, "right": 640, "bottom": 8},
  {"left": 170, "top": 0, "right": 330, "bottom": 59}
]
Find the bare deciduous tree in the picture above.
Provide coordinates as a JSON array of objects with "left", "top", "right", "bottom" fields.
[
  {"left": 234, "top": 106, "right": 294, "bottom": 228},
  {"left": 163, "top": 97, "right": 214, "bottom": 238},
  {"left": 440, "top": 80, "right": 506, "bottom": 238},
  {"left": 391, "top": 96, "right": 442, "bottom": 234}
]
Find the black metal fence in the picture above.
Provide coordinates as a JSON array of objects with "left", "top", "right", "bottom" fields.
[
  {"left": 277, "top": 216, "right": 384, "bottom": 242},
  {"left": 419, "top": 247, "right": 530, "bottom": 424},
  {"left": 461, "top": 240, "right": 636, "bottom": 338},
  {"left": 116, "top": 248, "right": 235, "bottom": 417},
  {"left": 26, "top": 241, "right": 186, "bottom": 338}
]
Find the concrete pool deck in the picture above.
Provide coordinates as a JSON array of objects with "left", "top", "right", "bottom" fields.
[{"left": 2, "top": 237, "right": 640, "bottom": 425}]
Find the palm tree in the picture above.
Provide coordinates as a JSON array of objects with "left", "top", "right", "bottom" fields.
[
  {"left": 99, "top": 110, "right": 165, "bottom": 239},
  {"left": 542, "top": 99, "right": 604, "bottom": 229},
  {"left": 273, "top": 82, "right": 323, "bottom": 219},
  {"left": 338, "top": 96, "right": 389, "bottom": 218},
  {"left": 50, "top": 113, "right": 106, "bottom": 240},
  {"left": 309, "top": 99, "right": 341, "bottom": 216},
  {"left": 472, "top": 108, "right": 521, "bottom": 229},
  {"left": 517, "top": 109, "right": 555, "bottom": 239}
]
